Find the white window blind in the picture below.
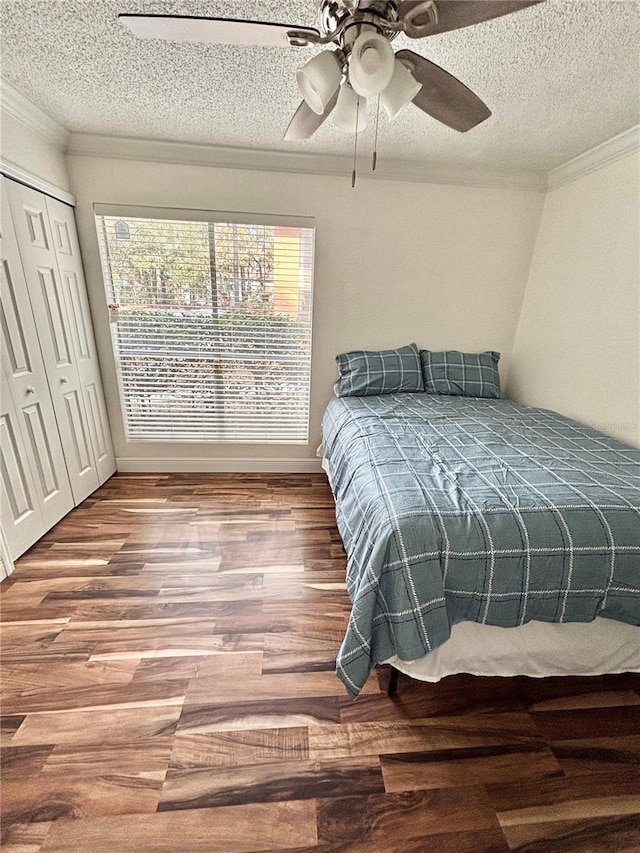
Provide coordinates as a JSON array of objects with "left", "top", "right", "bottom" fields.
[{"left": 94, "top": 208, "right": 315, "bottom": 443}]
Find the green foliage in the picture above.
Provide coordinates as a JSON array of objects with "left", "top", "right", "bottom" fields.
[
  {"left": 117, "top": 309, "right": 308, "bottom": 353},
  {"left": 102, "top": 217, "right": 275, "bottom": 310},
  {"left": 114, "top": 309, "right": 310, "bottom": 401}
]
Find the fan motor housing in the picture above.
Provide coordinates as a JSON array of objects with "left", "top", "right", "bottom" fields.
[{"left": 317, "top": 0, "right": 400, "bottom": 41}]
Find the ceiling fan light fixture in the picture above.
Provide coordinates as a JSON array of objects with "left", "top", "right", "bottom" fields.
[
  {"left": 296, "top": 50, "right": 342, "bottom": 115},
  {"left": 332, "top": 81, "right": 367, "bottom": 133},
  {"left": 348, "top": 31, "right": 395, "bottom": 97},
  {"left": 380, "top": 58, "right": 422, "bottom": 121}
]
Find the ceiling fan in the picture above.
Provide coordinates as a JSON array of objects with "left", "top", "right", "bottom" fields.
[{"left": 120, "top": 0, "right": 542, "bottom": 180}]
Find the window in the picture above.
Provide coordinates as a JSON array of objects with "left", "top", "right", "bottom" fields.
[{"left": 95, "top": 206, "right": 315, "bottom": 443}]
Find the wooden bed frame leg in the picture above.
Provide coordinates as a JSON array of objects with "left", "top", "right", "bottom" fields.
[{"left": 387, "top": 666, "right": 399, "bottom": 698}]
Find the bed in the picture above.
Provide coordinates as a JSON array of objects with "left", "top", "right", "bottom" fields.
[{"left": 321, "top": 393, "right": 640, "bottom": 698}]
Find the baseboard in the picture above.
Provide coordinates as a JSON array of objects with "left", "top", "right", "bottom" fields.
[{"left": 115, "top": 456, "right": 324, "bottom": 474}]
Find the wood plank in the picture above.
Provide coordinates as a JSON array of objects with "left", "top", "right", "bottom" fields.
[
  {"left": 1, "top": 680, "right": 187, "bottom": 715},
  {"left": 0, "top": 623, "right": 66, "bottom": 653},
  {"left": 1, "top": 745, "right": 55, "bottom": 780},
  {"left": 159, "top": 755, "right": 384, "bottom": 809},
  {"left": 262, "top": 632, "right": 340, "bottom": 674},
  {"left": 11, "top": 705, "right": 183, "bottom": 746},
  {"left": 315, "top": 789, "right": 502, "bottom": 847},
  {"left": 308, "top": 713, "right": 545, "bottom": 761},
  {"left": 185, "top": 671, "right": 378, "bottom": 704},
  {"left": 487, "top": 771, "right": 640, "bottom": 826},
  {"left": 0, "top": 661, "right": 139, "bottom": 692},
  {"left": 68, "top": 600, "right": 262, "bottom": 622},
  {"left": 381, "top": 744, "right": 562, "bottom": 792},
  {"left": 2, "top": 577, "right": 163, "bottom": 608},
  {"left": 1, "top": 819, "right": 53, "bottom": 853},
  {"left": 519, "top": 673, "right": 640, "bottom": 706},
  {"left": 500, "top": 814, "right": 640, "bottom": 851},
  {"left": 177, "top": 697, "right": 342, "bottom": 733},
  {"left": 131, "top": 653, "right": 263, "bottom": 683},
  {"left": 253, "top": 827, "right": 511, "bottom": 853},
  {"left": 170, "top": 728, "right": 309, "bottom": 768},
  {"left": 341, "top": 672, "right": 526, "bottom": 722},
  {"left": 1, "top": 715, "right": 26, "bottom": 745},
  {"left": 1, "top": 775, "right": 162, "bottom": 826},
  {"left": 55, "top": 616, "right": 220, "bottom": 637},
  {"left": 41, "top": 739, "right": 174, "bottom": 780},
  {"left": 549, "top": 734, "right": 640, "bottom": 776},
  {"left": 526, "top": 689, "right": 640, "bottom": 712},
  {"left": 89, "top": 633, "right": 264, "bottom": 661},
  {"left": 531, "top": 705, "right": 640, "bottom": 740},
  {"left": 39, "top": 801, "right": 317, "bottom": 853}
]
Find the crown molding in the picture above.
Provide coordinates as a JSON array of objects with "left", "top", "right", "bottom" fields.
[
  {"left": 547, "top": 125, "right": 640, "bottom": 190},
  {"left": 0, "top": 158, "right": 76, "bottom": 206},
  {"left": 0, "top": 78, "right": 69, "bottom": 149},
  {"left": 66, "top": 132, "right": 546, "bottom": 191},
  {"left": 1, "top": 77, "right": 635, "bottom": 192}
]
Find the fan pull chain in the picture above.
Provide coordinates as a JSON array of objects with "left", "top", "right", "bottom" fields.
[
  {"left": 351, "top": 96, "right": 360, "bottom": 188},
  {"left": 372, "top": 95, "right": 380, "bottom": 171}
]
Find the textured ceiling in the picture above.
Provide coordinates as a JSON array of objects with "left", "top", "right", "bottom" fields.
[{"left": 1, "top": 0, "right": 639, "bottom": 172}]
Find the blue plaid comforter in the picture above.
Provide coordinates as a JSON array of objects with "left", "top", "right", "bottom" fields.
[{"left": 321, "top": 394, "right": 640, "bottom": 697}]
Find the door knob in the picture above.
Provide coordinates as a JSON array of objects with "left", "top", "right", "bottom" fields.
[
  {"left": 60, "top": 376, "right": 69, "bottom": 384},
  {"left": 26, "top": 386, "right": 35, "bottom": 394}
]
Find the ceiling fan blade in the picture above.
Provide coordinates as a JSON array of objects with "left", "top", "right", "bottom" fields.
[
  {"left": 284, "top": 92, "right": 339, "bottom": 141},
  {"left": 396, "top": 50, "right": 491, "bottom": 132},
  {"left": 119, "top": 15, "right": 320, "bottom": 47},
  {"left": 398, "top": 1, "right": 543, "bottom": 38}
]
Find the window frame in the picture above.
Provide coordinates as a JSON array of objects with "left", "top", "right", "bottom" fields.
[{"left": 94, "top": 203, "right": 316, "bottom": 446}]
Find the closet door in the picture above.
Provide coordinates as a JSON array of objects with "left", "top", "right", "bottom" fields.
[
  {"left": 46, "top": 196, "right": 116, "bottom": 483},
  {"left": 1, "top": 188, "right": 74, "bottom": 558},
  {"left": 0, "top": 370, "right": 46, "bottom": 558},
  {"left": 6, "top": 180, "right": 100, "bottom": 504}
]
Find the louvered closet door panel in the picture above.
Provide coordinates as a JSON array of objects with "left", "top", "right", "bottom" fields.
[
  {"left": 1, "top": 184, "right": 74, "bottom": 558},
  {"left": 6, "top": 180, "right": 100, "bottom": 504},
  {"left": 46, "top": 197, "right": 115, "bottom": 483}
]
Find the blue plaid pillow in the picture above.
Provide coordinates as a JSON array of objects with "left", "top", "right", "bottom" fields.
[
  {"left": 420, "top": 350, "right": 503, "bottom": 398},
  {"left": 336, "top": 343, "right": 424, "bottom": 397}
]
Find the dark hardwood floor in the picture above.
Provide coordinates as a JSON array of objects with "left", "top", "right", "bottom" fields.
[{"left": 1, "top": 473, "right": 639, "bottom": 852}]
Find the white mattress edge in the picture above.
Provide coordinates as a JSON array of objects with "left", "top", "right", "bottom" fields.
[{"left": 381, "top": 617, "right": 640, "bottom": 682}]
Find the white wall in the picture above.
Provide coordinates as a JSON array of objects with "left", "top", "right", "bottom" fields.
[
  {"left": 508, "top": 150, "right": 640, "bottom": 447},
  {"left": 0, "top": 109, "right": 70, "bottom": 192},
  {"left": 67, "top": 154, "right": 544, "bottom": 468}
]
